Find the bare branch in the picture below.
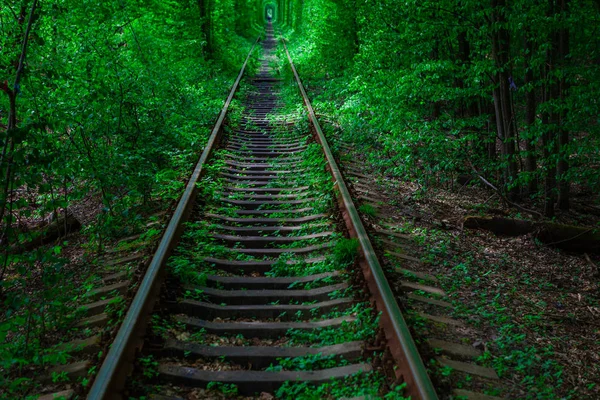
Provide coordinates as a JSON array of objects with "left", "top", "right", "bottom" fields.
[
  {"left": 13, "top": 0, "right": 39, "bottom": 95},
  {"left": 468, "top": 160, "right": 544, "bottom": 219}
]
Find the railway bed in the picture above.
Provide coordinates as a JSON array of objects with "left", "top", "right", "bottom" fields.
[{"left": 80, "top": 23, "right": 436, "bottom": 400}]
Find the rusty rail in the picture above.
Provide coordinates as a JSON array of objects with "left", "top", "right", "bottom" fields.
[
  {"left": 86, "top": 37, "right": 259, "bottom": 400},
  {"left": 281, "top": 39, "right": 439, "bottom": 400}
]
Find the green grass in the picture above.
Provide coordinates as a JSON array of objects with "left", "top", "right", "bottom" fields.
[
  {"left": 359, "top": 203, "right": 379, "bottom": 217},
  {"left": 275, "top": 372, "right": 408, "bottom": 399}
]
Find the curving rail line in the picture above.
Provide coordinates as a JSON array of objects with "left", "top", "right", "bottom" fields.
[
  {"left": 86, "top": 23, "right": 437, "bottom": 400},
  {"left": 280, "top": 38, "right": 437, "bottom": 400}
]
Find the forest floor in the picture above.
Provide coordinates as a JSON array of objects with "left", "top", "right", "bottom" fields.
[
  {"left": 0, "top": 183, "right": 170, "bottom": 399},
  {"left": 333, "top": 137, "right": 600, "bottom": 399}
]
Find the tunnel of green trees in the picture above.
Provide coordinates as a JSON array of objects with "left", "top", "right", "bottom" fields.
[
  {"left": 1, "top": 0, "right": 600, "bottom": 397},
  {"left": 2, "top": 0, "right": 600, "bottom": 252},
  {"left": 2, "top": 0, "right": 598, "bottom": 235}
]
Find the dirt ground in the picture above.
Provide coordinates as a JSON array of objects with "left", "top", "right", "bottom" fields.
[{"left": 340, "top": 141, "right": 600, "bottom": 399}]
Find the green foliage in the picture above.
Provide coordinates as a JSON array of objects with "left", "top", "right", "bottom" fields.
[
  {"left": 267, "top": 254, "right": 336, "bottom": 278},
  {"left": 266, "top": 354, "right": 348, "bottom": 372},
  {"left": 0, "top": 247, "right": 74, "bottom": 397},
  {"left": 287, "top": 303, "right": 378, "bottom": 346},
  {"left": 138, "top": 355, "right": 159, "bottom": 379},
  {"left": 332, "top": 238, "right": 359, "bottom": 267},
  {"left": 414, "top": 222, "right": 580, "bottom": 398},
  {"left": 0, "top": 0, "right": 258, "bottom": 248},
  {"left": 275, "top": 371, "right": 408, "bottom": 399},
  {"left": 358, "top": 203, "right": 378, "bottom": 218},
  {"left": 285, "top": 0, "right": 600, "bottom": 211},
  {"left": 206, "top": 382, "right": 239, "bottom": 397},
  {"left": 278, "top": 0, "right": 356, "bottom": 77},
  {"left": 0, "top": 0, "right": 257, "bottom": 396}
]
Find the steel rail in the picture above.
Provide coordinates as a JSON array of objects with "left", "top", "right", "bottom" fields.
[
  {"left": 87, "top": 37, "right": 260, "bottom": 400},
  {"left": 281, "top": 39, "right": 439, "bottom": 400}
]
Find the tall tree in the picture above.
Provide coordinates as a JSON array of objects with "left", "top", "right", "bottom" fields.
[
  {"left": 490, "top": 0, "right": 519, "bottom": 198},
  {"left": 523, "top": 30, "right": 538, "bottom": 195},
  {"left": 0, "top": 0, "right": 39, "bottom": 235},
  {"left": 542, "top": 0, "right": 571, "bottom": 216},
  {"left": 556, "top": 0, "right": 570, "bottom": 210}
]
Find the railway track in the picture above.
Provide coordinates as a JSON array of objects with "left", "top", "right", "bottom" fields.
[{"left": 86, "top": 24, "right": 437, "bottom": 399}]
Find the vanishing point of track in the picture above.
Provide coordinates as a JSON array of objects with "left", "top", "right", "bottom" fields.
[{"left": 86, "top": 24, "right": 437, "bottom": 400}]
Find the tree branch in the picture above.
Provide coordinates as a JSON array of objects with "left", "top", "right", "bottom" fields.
[
  {"left": 0, "top": 0, "right": 40, "bottom": 233},
  {"left": 13, "top": 0, "right": 39, "bottom": 96},
  {"left": 468, "top": 160, "right": 543, "bottom": 218}
]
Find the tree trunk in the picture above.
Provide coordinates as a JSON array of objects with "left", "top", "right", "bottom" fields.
[
  {"left": 542, "top": 96, "right": 557, "bottom": 217},
  {"left": 197, "top": 0, "right": 212, "bottom": 54},
  {"left": 557, "top": 0, "right": 570, "bottom": 210},
  {"left": 487, "top": 111, "right": 497, "bottom": 160},
  {"left": 457, "top": 30, "right": 486, "bottom": 159},
  {"left": 491, "top": 0, "right": 519, "bottom": 199},
  {"left": 543, "top": 0, "right": 571, "bottom": 215},
  {"left": 8, "top": 212, "right": 82, "bottom": 254},
  {"left": 542, "top": 1, "right": 559, "bottom": 217},
  {"left": 431, "top": 43, "right": 442, "bottom": 120},
  {"left": 464, "top": 215, "right": 600, "bottom": 253},
  {"left": 0, "top": 0, "right": 39, "bottom": 227},
  {"left": 523, "top": 33, "right": 538, "bottom": 195}
]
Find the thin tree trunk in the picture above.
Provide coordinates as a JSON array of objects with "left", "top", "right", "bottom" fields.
[
  {"left": 523, "top": 33, "right": 538, "bottom": 194},
  {"left": 500, "top": 71, "right": 519, "bottom": 195},
  {"left": 543, "top": 0, "right": 570, "bottom": 215},
  {"left": 457, "top": 30, "right": 470, "bottom": 119},
  {"left": 431, "top": 43, "right": 442, "bottom": 120},
  {"left": 457, "top": 30, "right": 485, "bottom": 160},
  {"left": 542, "top": 28, "right": 558, "bottom": 217},
  {"left": 0, "top": 0, "right": 40, "bottom": 227},
  {"left": 557, "top": 0, "right": 570, "bottom": 210},
  {"left": 197, "top": 0, "right": 212, "bottom": 54},
  {"left": 491, "top": 0, "right": 519, "bottom": 199}
]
